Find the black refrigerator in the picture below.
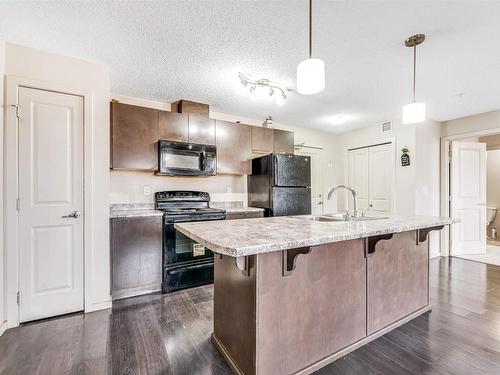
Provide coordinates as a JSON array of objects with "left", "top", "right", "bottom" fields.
[{"left": 248, "top": 154, "right": 311, "bottom": 217}]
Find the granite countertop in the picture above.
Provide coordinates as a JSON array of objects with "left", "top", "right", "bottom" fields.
[
  {"left": 175, "top": 214, "right": 456, "bottom": 257},
  {"left": 110, "top": 209, "right": 164, "bottom": 219},
  {"left": 109, "top": 203, "right": 163, "bottom": 219}
]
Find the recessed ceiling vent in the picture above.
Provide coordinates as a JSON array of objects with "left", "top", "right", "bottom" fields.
[{"left": 381, "top": 121, "right": 392, "bottom": 133}]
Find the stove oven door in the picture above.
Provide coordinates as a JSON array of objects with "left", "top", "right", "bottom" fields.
[{"left": 164, "top": 222, "right": 214, "bottom": 264}]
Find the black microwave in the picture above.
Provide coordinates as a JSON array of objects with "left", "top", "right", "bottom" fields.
[{"left": 157, "top": 140, "right": 217, "bottom": 176}]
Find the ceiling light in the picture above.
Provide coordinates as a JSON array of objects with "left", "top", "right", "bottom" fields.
[
  {"left": 238, "top": 72, "right": 290, "bottom": 103},
  {"left": 402, "top": 34, "right": 426, "bottom": 124},
  {"left": 330, "top": 114, "right": 345, "bottom": 125},
  {"left": 297, "top": 0, "right": 325, "bottom": 95}
]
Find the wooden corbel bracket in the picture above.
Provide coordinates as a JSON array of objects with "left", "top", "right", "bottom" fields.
[
  {"left": 282, "top": 247, "right": 312, "bottom": 276},
  {"left": 364, "top": 233, "right": 394, "bottom": 257},
  {"left": 235, "top": 256, "right": 251, "bottom": 277},
  {"left": 416, "top": 225, "right": 444, "bottom": 245}
]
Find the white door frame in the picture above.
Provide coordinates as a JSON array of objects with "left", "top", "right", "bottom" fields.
[
  {"left": 343, "top": 137, "right": 396, "bottom": 213},
  {"left": 440, "top": 127, "right": 500, "bottom": 257},
  {"left": 4, "top": 75, "right": 95, "bottom": 328}
]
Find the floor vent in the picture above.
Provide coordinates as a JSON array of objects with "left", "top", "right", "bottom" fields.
[{"left": 381, "top": 121, "right": 392, "bottom": 132}]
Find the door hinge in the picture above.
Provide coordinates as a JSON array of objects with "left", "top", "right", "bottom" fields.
[
  {"left": 16, "top": 198, "right": 21, "bottom": 211},
  {"left": 16, "top": 291, "right": 20, "bottom": 305},
  {"left": 11, "top": 104, "right": 20, "bottom": 119}
]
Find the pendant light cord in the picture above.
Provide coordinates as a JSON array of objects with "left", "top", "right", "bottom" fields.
[
  {"left": 309, "top": 0, "right": 312, "bottom": 58},
  {"left": 413, "top": 45, "right": 417, "bottom": 103}
]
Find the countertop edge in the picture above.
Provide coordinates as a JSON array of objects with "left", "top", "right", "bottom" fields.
[{"left": 175, "top": 218, "right": 454, "bottom": 257}]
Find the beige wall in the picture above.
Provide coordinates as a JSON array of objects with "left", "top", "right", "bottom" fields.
[
  {"left": 2, "top": 42, "right": 111, "bottom": 327},
  {"left": 442, "top": 110, "right": 500, "bottom": 137},
  {"left": 487, "top": 149, "right": 500, "bottom": 236},
  {"left": 0, "top": 40, "right": 5, "bottom": 335}
]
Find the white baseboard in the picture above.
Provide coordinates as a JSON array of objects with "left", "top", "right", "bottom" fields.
[
  {"left": 0, "top": 320, "right": 7, "bottom": 336},
  {"left": 85, "top": 299, "right": 112, "bottom": 313}
]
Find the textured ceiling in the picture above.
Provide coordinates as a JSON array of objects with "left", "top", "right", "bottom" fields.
[{"left": 1, "top": 1, "right": 500, "bottom": 133}]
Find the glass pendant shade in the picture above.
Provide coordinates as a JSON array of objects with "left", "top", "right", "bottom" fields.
[
  {"left": 402, "top": 102, "right": 426, "bottom": 124},
  {"left": 297, "top": 58, "right": 325, "bottom": 95}
]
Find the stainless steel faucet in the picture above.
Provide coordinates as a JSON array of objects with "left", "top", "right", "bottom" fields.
[{"left": 327, "top": 184, "right": 358, "bottom": 217}]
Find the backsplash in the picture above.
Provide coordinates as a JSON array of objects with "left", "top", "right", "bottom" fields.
[{"left": 109, "top": 170, "right": 248, "bottom": 205}]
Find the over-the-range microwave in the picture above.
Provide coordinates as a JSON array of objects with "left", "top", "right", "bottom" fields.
[{"left": 157, "top": 140, "right": 217, "bottom": 176}]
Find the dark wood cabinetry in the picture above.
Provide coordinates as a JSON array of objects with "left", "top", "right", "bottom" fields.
[
  {"left": 251, "top": 126, "right": 274, "bottom": 154},
  {"left": 158, "top": 110, "right": 188, "bottom": 142},
  {"left": 188, "top": 115, "right": 216, "bottom": 145},
  {"left": 367, "top": 231, "right": 429, "bottom": 335},
  {"left": 273, "top": 128, "right": 295, "bottom": 154},
  {"left": 216, "top": 120, "right": 252, "bottom": 174},
  {"left": 110, "top": 99, "right": 295, "bottom": 174},
  {"left": 225, "top": 211, "right": 264, "bottom": 220},
  {"left": 110, "top": 216, "right": 163, "bottom": 300},
  {"left": 110, "top": 102, "right": 158, "bottom": 170}
]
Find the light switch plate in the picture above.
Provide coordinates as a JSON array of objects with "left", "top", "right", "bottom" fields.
[{"left": 143, "top": 185, "right": 151, "bottom": 196}]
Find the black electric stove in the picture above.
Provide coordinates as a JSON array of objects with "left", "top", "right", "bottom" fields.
[{"left": 155, "top": 191, "right": 225, "bottom": 293}]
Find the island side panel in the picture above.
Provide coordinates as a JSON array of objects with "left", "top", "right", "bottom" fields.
[
  {"left": 213, "top": 254, "right": 257, "bottom": 375},
  {"left": 367, "top": 230, "right": 429, "bottom": 335},
  {"left": 255, "top": 239, "right": 367, "bottom": 375}
]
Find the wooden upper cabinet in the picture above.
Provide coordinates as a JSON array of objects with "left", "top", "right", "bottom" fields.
[
  {"left": 188, "top": 115, "right": 216, "bottom": 145},
  {"left": 273, "top": 129, "right": 294, "bottom": 154},
  {"left": 158, "top": 110, "right": 188, "bottom": 142},
  {"left": 251, "top": 126, "right": 274, "bottom": 154},
  {"left": 171, "top": 100, "right": 209, "bottom": 117},
  {"left": 111, "top": 102, "right": 158, "bottom": 170},
  {"left": 216, "top": 120, "right": 252, "bottom": 175}
]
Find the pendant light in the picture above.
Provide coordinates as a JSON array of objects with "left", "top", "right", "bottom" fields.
[
  {"left": 402, "top": 34, "right": 426, "bottom": 124},
  {"left": 297, "top": 0, "right": 325, "bottom": 95}
]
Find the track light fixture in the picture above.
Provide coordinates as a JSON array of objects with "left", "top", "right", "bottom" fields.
[{"left": 239, "top": 72, "right": 290, "bottom": 103}]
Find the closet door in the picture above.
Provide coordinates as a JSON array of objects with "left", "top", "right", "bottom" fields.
[
  {"left": 348, "top": 148, "right": 369, "bottom": 210},
  {"left": 368, "top": 144, "right": 392, "bottom": 212}
]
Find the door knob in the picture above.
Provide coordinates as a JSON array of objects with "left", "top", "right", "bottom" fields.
[{"left": 62, "top": 211, "right": 80, "bottom": 219}]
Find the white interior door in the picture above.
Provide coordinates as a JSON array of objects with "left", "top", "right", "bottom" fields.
[
  {"left": 296, "top": 148, "right": 324, "bottom": 215},
  {"left": 368, "top": 144, "right": 392, "bottom": 212},
  {"left": 451, "top": 141, "right": 487, "bottom": 255},
  {"left": 18, "top": 87, "right": 84, "bottom": 322},
  {"left": 348, "top": 148, "right": 369, "bottom": 210}
]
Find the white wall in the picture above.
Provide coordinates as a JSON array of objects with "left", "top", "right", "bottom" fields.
[
  {"left": 414, "top": 120, "right": 442, "bottom": 257},
  {"left": 336, "top": 119, "right": 442, "bottom": 256},
  {"left": 336, "top": 120, "right": 417, "bottom": 214},
  {"left": 0, "top": 40, "right": 6, "bottom": 336},
  {"left": 3, "top": 42, "right": 111, "bottom": 327}
]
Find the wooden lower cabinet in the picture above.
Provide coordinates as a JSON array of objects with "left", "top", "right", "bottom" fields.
[
  {"left": 110, "top": 216, "right": 162, "bottom": 300},
  {"left": 214, "top": 240, "right": 366, "bottom": 375},
  {"left": 367, "top": 230, "right": 429, "bottom": 335},
  {"left": 212, "top": 230, "right": 432, "bottom": 375}
]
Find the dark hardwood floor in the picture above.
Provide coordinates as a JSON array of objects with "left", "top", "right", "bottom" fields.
[{"left": 1, "top": 257, "right": 500, "bottom": 374}]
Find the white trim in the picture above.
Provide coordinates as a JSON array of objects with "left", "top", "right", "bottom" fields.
[
  {"left": 0, "top": 320, "right": 6, "bottom": 336},
  {"left": 85, "top": 300, "right": 112, "bottom": 313},
  {"left": 440, "top": 127, "right": 500, "bottom": 256},
  {"left": 343, "top": 137, "right": 396, "bottom": 213},
  {"left": 4, "top": 75, "right": 108, "bottom": 329}
]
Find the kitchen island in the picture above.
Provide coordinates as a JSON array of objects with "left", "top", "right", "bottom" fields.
[{"left": 175, "top": 214, "right": 454, "bottom": 375}]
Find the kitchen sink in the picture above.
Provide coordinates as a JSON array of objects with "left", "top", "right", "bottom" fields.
[{"left": 302, "top": 213, "right": 388, "bottom": 222}]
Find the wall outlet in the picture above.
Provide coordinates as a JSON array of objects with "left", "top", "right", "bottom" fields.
[
  {"left": 143, "top": 185, "right": 151, "bottom": 196},
  {"left": 226, "top": 187, "right": 232, "bottom": 194}
]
